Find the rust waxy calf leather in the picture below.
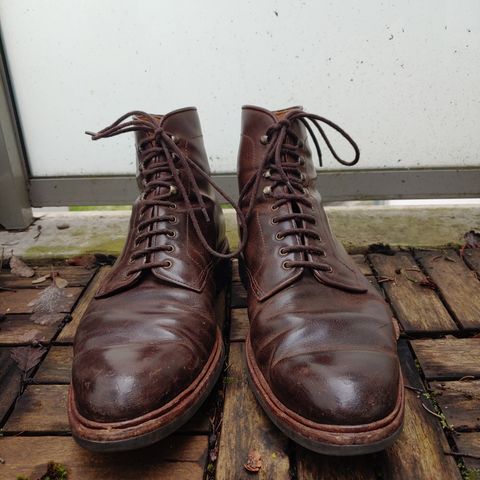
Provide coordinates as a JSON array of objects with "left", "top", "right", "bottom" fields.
[
  {"left": 237, "top": 105, "right": 404, "bottom": 455},
  {"left": 68, "top": 108, "right": 242, "bottom": 452}
]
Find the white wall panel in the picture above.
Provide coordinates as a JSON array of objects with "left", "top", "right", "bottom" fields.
[{"left": 0, "top": 0, "right": 479, "bottom": 176}]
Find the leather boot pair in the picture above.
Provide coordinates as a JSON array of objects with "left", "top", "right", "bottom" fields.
[{"left": 68, "top": 106, "right": 404, "bottom": 455}]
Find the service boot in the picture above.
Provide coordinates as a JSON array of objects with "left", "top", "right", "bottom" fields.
[
  {"left": 237, "top": 105, "right": 404, "bottom": 455},
  {"left": 68, "top": 108, "right": 240, "bottom": 452}
]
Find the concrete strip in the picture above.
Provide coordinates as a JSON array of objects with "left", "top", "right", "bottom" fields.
[{"left": 0, "top": 206, "right": 478, "bottom": 261}]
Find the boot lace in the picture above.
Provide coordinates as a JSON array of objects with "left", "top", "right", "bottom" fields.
[
  {"left": 86, "top": 111, "right": 247, "bottom": 274},
  {"left": 238, "top": 109, "right": 359, "bottom": 273}
]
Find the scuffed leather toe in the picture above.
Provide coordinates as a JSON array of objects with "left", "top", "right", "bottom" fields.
[
  {"left": 72, "top": 340, "right": 206, "bottom": 423},
  {"left": 269, "top": 350, "right": 400, "bottom": 425}
]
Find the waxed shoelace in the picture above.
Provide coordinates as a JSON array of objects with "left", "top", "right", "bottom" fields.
[
  {"left": 86, "top": 111, "right": 247, "bottom": 274},
  {"left": 238, "top": 109, "right": 360, "bottom": 272}
]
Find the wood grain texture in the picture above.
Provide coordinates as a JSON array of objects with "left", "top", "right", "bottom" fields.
[
  {"left": 230, "top": 308, "right": 249, "bottom": 342},
  {"left": 0, "top": 435, "right": 208, "bottom": 479},
  {"left": 230, "top": 282, "right": 247, "bottom": 309},
  {"left": 296, "top": 449, "right": 379, "bottom": 479},
  {"left": 215, "top": 343, "right": 290, "bottom": 480},
  {"left": 369, "top": 252, "right": 457, "bottom": 333},
  {"left": 430, "top": 380, "right": 480, "bottom": 431},
  {"left": 0, "top": 314, "right": 63, "bottom": 345},
  {"left": 411, "top": 338, "right": 480, "bottom": 380},
  {"left": 0, "top": 265, "right": 96, "bottom": 289},
  {"left": 34, "top": 346, "right": 72, "bottom": 383},
  {"left": 376, "top": 341, "right": 462, "bottom": 480},
  {"left": 56, "top": 266, "right": 111, "bottom": 343},
  {"left": 0, "top": 287, "right": 82, "bottom": 314},
  {"left": 454, "top": 432, "right": 480, "bottom": 470},
  {"left": 0, "top": 348, "right": 22, "bottom": 424},
  {"left": 4, "top": 384, "right": 69, "bottom": 432},
  {"left": 351, "top": 254, "right": 373, "bottom": 276},
  {"left": 463, "top": 248, "right": 480, "bottom": 274},
  {"left": 231, "top": 258, "right": 241, "bottom": 283},
  {"left": 415, "top": 249, "right": 480, "bottom": 329}
]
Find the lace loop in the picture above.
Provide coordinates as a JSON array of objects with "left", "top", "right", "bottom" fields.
[{"left": 86, "top": 111, "right": 247, "bottom": 266}]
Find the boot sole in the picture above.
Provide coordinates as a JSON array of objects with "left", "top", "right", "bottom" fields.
[
  {"left": 245, "top": 334, "right": 405, "bottom": 456},
  {"left": 68, "top": 324, "right": 225, "bottom": 452}
]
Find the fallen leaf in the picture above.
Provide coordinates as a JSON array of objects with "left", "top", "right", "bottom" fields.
[
  {"left": 54, "top": 275, "right": 69, "bottom": 288},
  {"left": 66, "top": 254, "right": 97, "bottom": 269},
  {"left": 9, "top": 255, "right": 35, "bottom": 278},
  {"left": 37, "top": 461, "right": 68, "bottom": 480},
  {"left": 244, "top": 450, "right": 262, "bottom": 473},
  {"left": 464, "top": 230, "right": 480, "bottom": 248},
  {"left": 10, "top": 346, "right": 46, "bottom": 373},
  {"left": 32, "top": 274, "right": 50, "bottom": 284},
  {"left": 28, "top": 284, "right": 73, "bottom": 325}
]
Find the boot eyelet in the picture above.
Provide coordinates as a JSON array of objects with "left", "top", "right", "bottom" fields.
[
  {"left": 163, "top": 260, "right": 173, "bottom": 269},
  {"left": 260, "top": 135, "right": 269, "bottom": 145},
  {"left": 128, "top": 257, "right": 135, "bottom": 265},
  {"left": 275, "top": 232, "right": 284, "bottom": 240},
  {"left": 170, "top": 135, "right": 179, "bottom": 144},
  {"left": 167, "top": 231, "right": 177, "bottom": 238},
  {"left": 170, "top": 203, "right": 177, "bottom": 209},
  {"left": 270, "top": 217, "right": 278, "bottom": 225},
  {"left": 325, "top": 265, "right": 333, "bottom": 273},
  {"left": 270, "top": 204, "right": 278, "bottom": 211},
  {"left": 298, "top": 156, "right": 305, "bottom": 165},
  {"left": 263, "top": 186, "right": 272, "bottom": 196},
  {"left": 297, "top": 140, "right": 304, "bottom": 149},
  {"left": 279, "top": 247, "right": 288, "bottom": 256},
  {"left": 169, "top": 185, "right": 177, "bottom": 196},
  {"left": 169, "top": 216, "right": 178, "bottom": 224},
  {"left": 166, "top": 245, "right": 175, "bottom": 252},
  {"left": 263, "top": 169, "right": 271, "bottom": 179},
  {"left": 282, "top": 261, "right": 292, "bottom": 269}
]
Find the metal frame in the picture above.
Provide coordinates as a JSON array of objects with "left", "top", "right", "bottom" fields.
[
  {"left": 0, "top": 29, "right": 32, "bottom": 229},
  {"left": 29, "top": 168, "right": 480, "bottom": 206}
]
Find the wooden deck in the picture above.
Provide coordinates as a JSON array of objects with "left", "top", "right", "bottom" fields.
[{"left": 1, "top": 248, "right": 480, "bottom": 479}]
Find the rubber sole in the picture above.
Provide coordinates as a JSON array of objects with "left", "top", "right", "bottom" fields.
[
  {"left": 69, "top": 327, "right": 224, "bottom": 452},
  {"left": 245, "top": 335, "right": 405, "bottom": 456}
]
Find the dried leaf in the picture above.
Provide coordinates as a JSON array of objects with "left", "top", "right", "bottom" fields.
[
  {"left": 66, "top": 254, "right": 97, "bottom": 269},
  {"left": 244, "top": 450, "right": 262, "bottom": 473},
  {"left": 9, "top": 255, "right": 35, "bottom": 278},
  {"left": 32, "top": 274, "right": 50, "bottom": 284},
  {"left": 28, "top": 284, "right": 72, "bottom": 309},
  {"left": 54, "top": 275, "right": 69, "bottom": 288},
  {"left": 464, "top": 230, "right": 480, "bottom": 248},
  {"left": 10, "top": 346, "right": 46, "bottom": 373}
]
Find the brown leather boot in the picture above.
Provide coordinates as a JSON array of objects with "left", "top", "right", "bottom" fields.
[
  {"left": 68, "top": 108, "right": 243, "bottom": 452},
  {"left": 237, "top": 105, "right": 404, "bottom": 455}
]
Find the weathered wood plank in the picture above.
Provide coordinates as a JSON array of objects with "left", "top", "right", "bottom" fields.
[
  {"left": 351, "top": 254, "right": 373, "bottom": 276},
  {"left": 0, "top": 435, "right": 208, "bottom": 479},
  {"left": 231, "top": 258, "right": 241, "bottom": 283},
  {"left": 454, "top": 432, "right": 480, "bottom": 470},
  {"left": 230, "top": 308, "right": 249, "bottom": 342},
  {"left": 4, "top": 384, "right": 69, "bottom": 432},
  {"left": 56, "top": 266, "right": 111, "bottom": 343},
  {"left": 0, "top": 348, "right": 22, "bottom": 424},
  {"left": 3, "top": 383, "right": 210, "bottom": 434},
  {"left": 430, "top": 380, "right": 480, "bottom": 431},
  {"left": 0, "top": 314, "right": 63, "bottom": 345},
  {"left": 0, "top": 265, "right": 96, "bottom": 289},
  {"left": 369, "top": 253, "right": 457, "bottom": 333},
  {"left": 296, "top": 449, "right": 379, "bottom": 479},
  {"left": 34, "top": 346, "right": 72, "bottom": 383},
  {"left": 0, "top": 287, "right": 82, "bottom": 314},
  {"left": 411, "top": 338, "right": 480, "bottom": 380},
  {"left": 415, "top": 249, "right": 480, "bottom": 329},
  {"left": 463, "top": 248, "right": 480, "bottom": 275},
  {"left": 216, "top": 343, "right": 290, "bottom": 480},
  {"left": 230, "top": 282, "right": 247, "bottom": 309},
  {"left": 376, "top": 341, "right": 462, "bottom": 479}
]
